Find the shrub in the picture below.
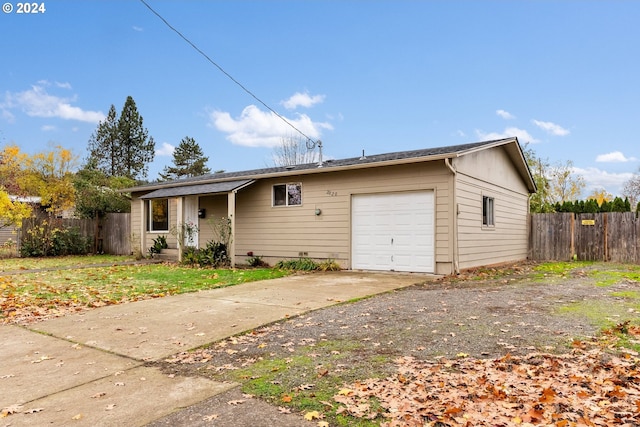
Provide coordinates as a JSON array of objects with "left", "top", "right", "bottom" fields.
[
  {"left": 181, "top": 240, "right": 229, "bottom": 268},
  {"left": 20, "top": 221, "right": 91, "bottom": 257},
  {"left": 246, "top": 252, "right": 268, "bottom": 267},
  {"left": 148, "top": 235, "right": 168, "bottom": 258},
  {"left": 275, "top": 258, "right": 342, "bottom": 271}
]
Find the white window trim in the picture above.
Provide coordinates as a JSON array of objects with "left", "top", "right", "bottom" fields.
[
  {"left": 482, "top": 195, "right": 495, "bottom": 228},
  {"left": 272, "top": 183, "right": 302, "bottom": 207}
]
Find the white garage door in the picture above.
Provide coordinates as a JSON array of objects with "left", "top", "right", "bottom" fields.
[{"left": 352, "top": 191, "right": 434, "bottom": 273}]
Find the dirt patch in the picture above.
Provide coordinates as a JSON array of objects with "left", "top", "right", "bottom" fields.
[{"left": 147, "top": 263, "right": 640, "bottom": 426}]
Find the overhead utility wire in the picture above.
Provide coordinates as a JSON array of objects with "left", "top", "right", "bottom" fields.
[{"left": 139, "top": 0, "right": 316, "bottom": 144}]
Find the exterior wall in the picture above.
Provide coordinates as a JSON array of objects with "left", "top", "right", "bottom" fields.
[
  {"left": 0, "top": 226, "right": 18, "bottom": 246},
  {"left": 232, "top": 162, "right": 454, "bottom": 274},
  {"left": 198, "top": 195, "right": 229, "bottom": 245},
  {"left": 130, "top": 194, "right": 178, "bottom": 254},
  {"left": 453, "top": 147, "right": 530, "bottom": 270}
]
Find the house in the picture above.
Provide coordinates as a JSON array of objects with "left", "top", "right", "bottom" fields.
[
  {"left": 125, "top": 137, "right": 536, "bottom": 275},
  {"left": 0, "top": 195, "right": 43, "bottom": 248}
]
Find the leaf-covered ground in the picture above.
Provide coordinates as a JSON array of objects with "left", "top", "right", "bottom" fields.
[
  {"left": 335, "top": 341, "right": 640, "bottom": 426},
  {"left": 150, "top": 262, "right": 640, "bottom": 427}
]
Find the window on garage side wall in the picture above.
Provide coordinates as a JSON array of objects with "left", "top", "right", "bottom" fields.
[
  {"left": 482, "top": 195, "right": 495, "bottom": 227},
  {"left": 273, "top": 183, "right": 302, "bottom": 206},
  {"left": 148, "top": 199, "right": 169, "bottom": 231}
]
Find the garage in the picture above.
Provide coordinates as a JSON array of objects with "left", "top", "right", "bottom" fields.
[{"left": 351, "top": 191, "right": 435, "bottom": 273}]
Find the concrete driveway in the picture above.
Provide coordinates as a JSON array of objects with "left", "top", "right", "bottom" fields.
[{"left": 0, "top": 271, "right": 429, "bottom": 426}]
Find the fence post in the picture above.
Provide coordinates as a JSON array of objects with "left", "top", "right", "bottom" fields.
[{"left": 570, "top": 213, "right": 575, "bottom": 258}]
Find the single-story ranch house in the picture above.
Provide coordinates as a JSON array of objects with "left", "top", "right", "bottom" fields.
[{"left": 125, "top": 137, "right": 536, "bottom": 275}]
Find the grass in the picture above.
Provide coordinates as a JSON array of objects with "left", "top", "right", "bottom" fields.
[
  {"left": 0, "top": 254, "right": 137, "bottom": 272},
  {"left": 0, "top": 258, "right": 289, "bottom": 322},
  {"left": 531, "top": 260, "right": 594, "bottom": 280},
  {"left": 211, "top": 339, "right": 391, "bottom": 427}
]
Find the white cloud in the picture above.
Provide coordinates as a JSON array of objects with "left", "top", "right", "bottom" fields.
[
  {"left": 3, "top": 82, "right": 104, "bottom": 123},
  {"left": 572, "top": 166, "right": 634, "bottom": 195},
  {"left": 475, "top": 127, "right": 539, "bottom": 144},
  {"left": 156, "top": 142, "right": 175, "bottom": 156},
  {"left": 281, "top": 92, "right": 325, "bottom": 110},
  {"left": 532, "top": 119, "right": 570, "bottom": 136},
  {"left": 55, "top": 82, "right": 72, "bottom": 90},
  {"left": 595, "top": 151, "right": 637, "bottom": 163},
  {"left": 210, "top": 104, "right": 333, "bottom": 148},
  {"left": 496, "top": 109, "right": 515, "bottom": 120},
  {"left": 132, "top": 26, "right": 144, "bottom": 32},
  {"left": 41, "top": 125, "right": 56, "bottom": 131}
]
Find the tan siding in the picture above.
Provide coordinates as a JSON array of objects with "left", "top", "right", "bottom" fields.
[
  {"left": 131, "top": 194, "right": 178, "bottom": 252},
  {"left": 233, "top": 162, "right": 452, "bottom": 269},
  {"left": 456, "top": 174, "right": 529, "bottom": 270},
  {"left": 197, "top": 195, "right": 228, "bottom": 246}
]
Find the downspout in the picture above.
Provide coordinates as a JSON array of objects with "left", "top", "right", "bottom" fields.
[{"left": 444, "top": 158, "right": 460, "bottom": 274}]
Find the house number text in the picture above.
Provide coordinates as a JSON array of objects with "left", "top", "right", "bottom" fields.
[{"left": 326, "top": 190, "right": 338, "bottom": 197}]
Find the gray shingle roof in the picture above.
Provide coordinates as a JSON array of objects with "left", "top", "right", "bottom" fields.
[{"left": 127, "top": 138, "right": 535, "bottom": 194}]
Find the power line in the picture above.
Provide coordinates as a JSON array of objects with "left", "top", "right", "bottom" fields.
[{"left": 138, "top": 0, "right": 316, "bottom": 144}]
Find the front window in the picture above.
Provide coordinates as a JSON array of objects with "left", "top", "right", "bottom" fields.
[
  {"left": 149, "top": 199, "right": 169, "bottom": 231},
  {"left": 273, "top": 183, "right": 302, "bottom": 206},
  {"left": 482, "top": 196, "right": 494, "bottom": 227}
]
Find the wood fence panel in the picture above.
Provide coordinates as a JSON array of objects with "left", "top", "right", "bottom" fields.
[
  {"left": 575, "top": 213, "right": 605, "bottom": 261},
  {"left": 20, "top": 213, "right": 131, "bottom": 256},
  {"left": 102, "top": 213, "right": 131, "bottom": 255},
  {"left": 528, "top": 213, "right": 573, "bottom": 261},
  {"left": 605, "top": 212, "right": 638, "bottom": 263}
]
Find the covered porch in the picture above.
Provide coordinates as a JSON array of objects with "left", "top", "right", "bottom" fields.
[{"left": 137, "top": 179, "right": 254, "bottom": 264}]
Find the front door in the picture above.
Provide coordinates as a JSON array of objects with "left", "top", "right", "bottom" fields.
[{"left": 183, "top": 196, "right": 199, "bottom": 248}]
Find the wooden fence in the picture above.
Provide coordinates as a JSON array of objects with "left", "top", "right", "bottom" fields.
[
  {"left": 529, "top": 212, "right": 640, "bottom": 263},
  {"left": 20, "top": 213, "right": 131, "bottom": 255}
]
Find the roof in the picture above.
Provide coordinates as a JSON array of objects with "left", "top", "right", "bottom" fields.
[
  {"left": 126, "top": 138, "right": 536, "bottom": 195},
  {"left": 139, "top": 179, "right": 254, "bottom": 199}
]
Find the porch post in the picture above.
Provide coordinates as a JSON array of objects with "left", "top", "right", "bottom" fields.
[
  {"left": 176, "top": 197, "right": 184, "bottom": 262},
  {"left": 228, "top": 191, "right": 236, "bottom": 267},
  {"left": 139, "top": 198, "right": 146, "bottom": 257}
]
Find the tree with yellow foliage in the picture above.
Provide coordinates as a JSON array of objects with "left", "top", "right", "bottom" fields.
[
  {"left": 0, "top": 144, "right": 77, "bottom": 217},
  {"left": 0, "top": 189, "right": 32, "bottom": 229}
]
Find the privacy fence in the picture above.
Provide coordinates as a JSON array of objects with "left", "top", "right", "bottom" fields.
[
  {"left": 19, "top": 213, "right": 131, "bottom": 255},
  {"left": 529, "top": 212, "right": 640, "bottom": 263}
]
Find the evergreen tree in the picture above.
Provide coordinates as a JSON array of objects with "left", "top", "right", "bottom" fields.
[
  {"left": 87, "top": 96, "right": 154, "bottom": 181},
  {"left": 87, "top": 105, "right": 120, "bottom": 177},
  {"left": 118, "top": 96, "right": 154, "bottom": 180},
  {"left": 159, "top": 136, "right": 210, "bottom": 181}
]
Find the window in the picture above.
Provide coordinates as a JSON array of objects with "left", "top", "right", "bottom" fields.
[
  {"left": 273, "top": 183, "right": 302, "bottom": 206},
  {"left": 148, "top": 199, "right": 169, "bottom": 231},
  {"left": 482, "top": 196, "right": 494, "bottom": 227}
]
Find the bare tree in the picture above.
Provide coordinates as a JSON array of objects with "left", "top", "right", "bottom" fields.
[
  {"left": 272, "top": 136, "right": 318, "bottom": 166},
  {"left": 622, "top": 171, "right": 640, "bottom": 207}
]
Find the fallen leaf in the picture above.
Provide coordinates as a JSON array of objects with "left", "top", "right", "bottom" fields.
[
  {"left": 304, "top": 410, "right": 321, "bottom": 420},
  {"left": 227, "top": 399, "right": 245, "bottom": 405},
  {"left": 202, "top": 414, "right": 218, "bottom": 421},
  {"left": 105, "top": 404, "right": 116, "bottom": 411},
  {"left": 23, "top": 407, "right": 44, "bottom": 414}
]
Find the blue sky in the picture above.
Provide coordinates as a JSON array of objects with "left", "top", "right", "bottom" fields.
[{"left": 1, "top": 1, "right": 639, "bottom": 196}]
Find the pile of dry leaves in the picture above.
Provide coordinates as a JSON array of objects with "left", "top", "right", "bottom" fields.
[{"left": 334, "top": 341, "right": 640, "bottom": 426}]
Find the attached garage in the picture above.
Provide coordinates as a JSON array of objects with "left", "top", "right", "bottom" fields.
[{"left": 351, "top": 191, "right": 435, "bottom": 273}]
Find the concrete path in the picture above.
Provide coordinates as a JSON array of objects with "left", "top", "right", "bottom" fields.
[{"left": 0, "top": 271, "right": 428, "bottom": 426}]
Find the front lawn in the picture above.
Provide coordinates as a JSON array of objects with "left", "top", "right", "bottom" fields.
[
  {"left": 0, "top": 260, "right": 289, "bottom": 324},
  {"left": 0, "top": 254, "right": 137, "bottom": 272}
]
